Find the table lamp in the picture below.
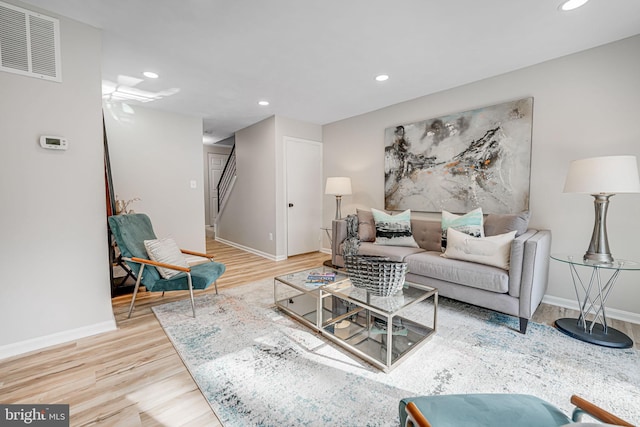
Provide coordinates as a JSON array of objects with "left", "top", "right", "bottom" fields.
[
  {"left": 563, "top": 155, "right": 640, "bottom": 264},
  {"left": 325, "top": 177, "right": 352, "bottom": 219}
]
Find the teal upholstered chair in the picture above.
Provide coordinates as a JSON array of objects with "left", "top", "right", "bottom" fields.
[
  {"left": 108, "top": 213, "right": 226, "bottom": 318},
  {"left": 400, "top": 394, "right": 633, "bottom": 427}
]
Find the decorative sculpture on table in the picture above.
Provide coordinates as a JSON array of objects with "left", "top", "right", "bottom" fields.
[{"left": 115, "top": 195, "right": 141, "bottom": 215}]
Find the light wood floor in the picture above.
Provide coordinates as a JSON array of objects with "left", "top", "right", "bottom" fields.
[{"left": 1, "top": 239, "right": 638, "bottom": 426}]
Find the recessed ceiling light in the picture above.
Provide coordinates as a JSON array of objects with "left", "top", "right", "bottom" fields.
[
  {"left": 559, "top": 0, "right": 589, "bottom": 11},
  {"left": 258, "top": 100, "right": 270, "bottom": 106},
  {"left": 375, "top": 74, "right": 389, "bottom": 82},
  {"left": 143, "top": 71, "right": 159, "bottom": 79}
]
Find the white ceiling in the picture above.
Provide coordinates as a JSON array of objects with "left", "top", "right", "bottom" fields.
[{"left": 19, "top": 0, "right": 640, "bottom": 143}]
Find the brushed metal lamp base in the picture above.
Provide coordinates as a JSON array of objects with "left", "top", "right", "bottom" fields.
[
  {"left": 334, "top": 195, "right": 343, "bottom": 220},
  {"left": 583, "top": 194, "right": 614, "bottom": 264}
]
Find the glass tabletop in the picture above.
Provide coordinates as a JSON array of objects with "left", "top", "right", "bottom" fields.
[
  {"left": 274, "top": 266, "right": 349, "bottom": 290},
  {"left": 551, "top": 253, "right": 640, "bottom": 270},
  {"left": 275, "top": 267, "right": 436, "bottom": 315},
  {"left": 322, "top": 280, "right": 436, "bottom": 315}
]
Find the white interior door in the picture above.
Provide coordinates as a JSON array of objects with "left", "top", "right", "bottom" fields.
[
  {"left": 286, "top": 138, "right": 322, "bottom": 256},
  {"left": 208, "top": 153, "right": 228, "bottom": 225}
]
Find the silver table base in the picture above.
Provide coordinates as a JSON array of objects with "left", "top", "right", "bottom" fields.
[
  {"left": 551, "top": 254, "right": 638, "bottom": 349},
  {"left": 555, "top": 318, "right": 632, "bottom": 349}
]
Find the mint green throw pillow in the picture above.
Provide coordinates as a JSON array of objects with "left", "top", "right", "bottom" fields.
[
  {"left": 441, "top": 207, "right": 484, "bottom": 251},
  {"left": 371, "top": 208, "right": 419, "bottom": 248}
]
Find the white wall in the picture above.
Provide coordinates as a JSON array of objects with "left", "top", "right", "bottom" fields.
[
  {"left": 216, "top": 116, "right": 322, "bottom": 259},
  {"left": 323, "top": 35, "right": 640, "bottom": 319},
  {"left": 0, "top": 0, "right": 115, "bottom": 358},
  {"left": 104, "top": 103, "right": 206, "bottom": 251},
  {"left": 274, "top": 116, "right": 323, "bottom": 258},
  {"left": 203, "top": 139, "right": 233, "bottom": 227}
]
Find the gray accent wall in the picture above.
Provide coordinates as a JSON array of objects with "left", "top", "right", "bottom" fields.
[
  {"left": 216, "top": 116, "right": 321, "bottom": 260},
  {"left": 323, "top": 35, "right": 640, "bottom": 318},
  {"left": 0, "top": 0, "right": 115, "bottom": 356}
]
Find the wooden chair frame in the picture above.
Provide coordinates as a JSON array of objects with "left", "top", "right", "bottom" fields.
[
  {"left": 404, "top": 395, "right": 634, "bottom": 427},
  {"left": 125, "top": 249, "right": 219, "bottom": 318}
]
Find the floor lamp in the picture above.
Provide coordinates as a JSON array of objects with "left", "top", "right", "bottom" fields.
[
  {"left": 563, "top": 155, "right": 640, "bottom": 264},
  {"left": 325, "top": 177, "right": 352, "bottom": 219}
]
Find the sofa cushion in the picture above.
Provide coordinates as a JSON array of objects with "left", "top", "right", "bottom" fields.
[
  {"left": 484, "top": 211, "right": 530, "bottom": 237},
  {"left": 410, "top": 218, "right": 443, "bottom": 252},
  {"left": 356, "top": 241, "right": 425, "bottom": 262},
  {"left": 371, "top": 208, "right": 419, "bottom": 247},
  {"left": 442, "top": 228, "right": 517, "bottom": 270},
  {"left": 441, "top": 208, "right": 484, "bottom": 251},
  {"left": 406, "top": 251, "right": 509, "bottom": 293},
  {"left": 357, "top": 209, "right": 376, "bottom": 242}
]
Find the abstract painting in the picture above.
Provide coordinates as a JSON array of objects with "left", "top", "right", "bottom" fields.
[{"left": 384, "top": 97, "right": 533, "bottom": 214}]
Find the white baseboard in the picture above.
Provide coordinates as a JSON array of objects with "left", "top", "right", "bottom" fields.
[
  {"left": 0, "top": 318, "right": 117, "bottom": 361},
  {"left": 320, "top": 247, "right": 331, "bottom": 255},
  {"left": 542, "top": 295, "right": 640, "bottom": 325},
  {"left": 215, "top": 237, "right": 287, "bottom": 261}
]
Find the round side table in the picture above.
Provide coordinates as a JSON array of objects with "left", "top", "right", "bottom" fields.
[{"left": 551, "top": 254, "right": 639, "bottom": 349}]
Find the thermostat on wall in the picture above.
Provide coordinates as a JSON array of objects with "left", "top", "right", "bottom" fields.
[{"left": 40, "top": 135, "right": 68, "bottom": 150}]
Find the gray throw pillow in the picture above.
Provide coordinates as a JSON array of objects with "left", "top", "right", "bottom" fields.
[
  {"left": 484, "top": 211, "right": 530, "bottom": 237},
  {"left": 357, "top": 209, "right": 376, "bottom": 242}
]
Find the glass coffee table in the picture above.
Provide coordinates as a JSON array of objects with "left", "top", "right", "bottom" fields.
[{"left": 274, "top": 266, "right": 438, "bottom": 372}]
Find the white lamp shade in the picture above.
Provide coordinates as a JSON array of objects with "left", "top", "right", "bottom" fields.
[
  {"left": 325, "top": 177, "right": 352, "bottom": 195},
  {"left": 563, "top": 155, "right": 640, "bottom": 194}
]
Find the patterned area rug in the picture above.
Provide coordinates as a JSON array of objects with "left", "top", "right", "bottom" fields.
[{"left": 152, "top": 279, "right": 639, "bottom": 426}]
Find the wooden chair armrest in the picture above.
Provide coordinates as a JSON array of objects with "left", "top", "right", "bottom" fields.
[
  {"left": 405, "top": 402, "right": 432, "bottom": 427},
  {"left": 180, "top": 249, "right": 214, "bottom": 259},
  {"left": 570, "top": 395, "right": 634, "bottom": 426},
  {"left": 127, "top": 257, "right": 191, "bottom": 273}
]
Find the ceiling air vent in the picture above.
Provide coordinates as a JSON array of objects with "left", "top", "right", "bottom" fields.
[{"left": 0, "top": 1, "right": 61, "bottom": 82}]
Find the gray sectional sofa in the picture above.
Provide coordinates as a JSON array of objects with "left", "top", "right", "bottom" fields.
[{"left": 331, "top": 213, "right": 552, "bottom": 333}]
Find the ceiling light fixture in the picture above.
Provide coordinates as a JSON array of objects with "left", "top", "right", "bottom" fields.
[
  {"left": 143, "top": 71, "right": 159, "bottom": 79},
  {"left": 559, "top": 0, "right": 589, "bottom": 11},
  {"left": 375, "top": 74, "right": 389, "bottom": 82},
  {"left": 258, "top": 100, "right": 270, "bottom": 106},
  {"left": 101, "top": 79, "right": 180, "bottom": 103}
]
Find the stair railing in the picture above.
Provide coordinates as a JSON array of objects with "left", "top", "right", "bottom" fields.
[{"left": 217, "top": 144, "right": 236, "bottom": 216}]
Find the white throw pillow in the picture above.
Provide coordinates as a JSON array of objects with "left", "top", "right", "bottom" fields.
[
  {"left": 441, "top": 208, "right": 484, "bottom": 251},
  {"left": 371, "top": 208, "right": 419, "bottom": 248},
  {"left": 442, "top": 227, "right": 516, "bottom": 270},
  {"left": 144, "top": 237, "right": 189, "bottom": 279}
]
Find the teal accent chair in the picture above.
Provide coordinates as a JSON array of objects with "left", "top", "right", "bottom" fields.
[
  {"left": 400, "top": 394, "right": 633, "bottom": 427},
  {"left": 108, "top": 213, "right": 226, "bottom": 318}
]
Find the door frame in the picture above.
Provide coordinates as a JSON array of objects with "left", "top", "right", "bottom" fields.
[
  {"left": 283, "top": 136, "right": 323, "bottom": 258},
  {"left": 207, "top": 152, "right": 229, "bottom": 227}
]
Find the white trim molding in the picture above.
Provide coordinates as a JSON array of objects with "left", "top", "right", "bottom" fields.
[
  {"left": 0, "top": 319, "right": 117, "bottom": 361},
  {"left": 542, "top": 295, "right": 640, "bottom": 326},
  {"left": 215, "top": 237, "right": 287, "bottom": 262}
]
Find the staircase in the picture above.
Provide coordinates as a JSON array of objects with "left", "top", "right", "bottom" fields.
[{"left": 216, "top": 144, "right": 236, "bottom": 223}]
